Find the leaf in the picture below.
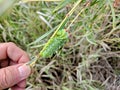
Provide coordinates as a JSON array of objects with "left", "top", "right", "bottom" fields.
[
  {"left": 53, "top": 0, "right": 75, "bottom": 13},
  {"left": 28, "top": 28, "right": 55, "bottom": 46},
  {"left": 86, "top": 31, "right": 97, "bottom": 45},
  {"left": 0, "top": 0, "right": 16, "bottom": 16},
  {"left": 62, "top": 86, "right": 70, "bottom": 90}
]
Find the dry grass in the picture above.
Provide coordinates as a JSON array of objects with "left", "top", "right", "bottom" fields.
[{"left": 0, "top": 0, "right": 120, "bottom": 90}]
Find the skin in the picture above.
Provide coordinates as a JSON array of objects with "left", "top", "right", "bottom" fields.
[
  {"left": 114, "top": 0, "right": 120, "bottom": 7},
  {"left": 0, "top": 42, "right": 30, "bottom": 90}
]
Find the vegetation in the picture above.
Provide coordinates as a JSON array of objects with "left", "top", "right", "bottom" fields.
[{"left": 0, "top": 0, "right": 120, "bottom": 90}]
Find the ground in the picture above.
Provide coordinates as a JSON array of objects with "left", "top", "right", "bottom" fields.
[{"left": 0, "top": 0, "right": 120, "bottom": 90}]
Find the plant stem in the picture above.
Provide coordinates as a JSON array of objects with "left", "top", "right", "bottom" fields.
[
  {"left": 28, "top": 0, "right": 82, "bottom": 67},
  {"left": 67, "top": 1, "right": 91, "bottom": 30}
]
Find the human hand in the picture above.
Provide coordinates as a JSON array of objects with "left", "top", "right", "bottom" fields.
[{"left": 0, "top": 42, "right": 31, "bottom": 90}]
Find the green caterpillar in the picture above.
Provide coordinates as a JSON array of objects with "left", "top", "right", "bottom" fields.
[{"left": 40, "top": 29, "right": 68, "bottom": 58}]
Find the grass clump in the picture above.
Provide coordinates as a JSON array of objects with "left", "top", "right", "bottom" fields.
[{"left": 0, "top": 0, "right": 120, "bottom": 90}]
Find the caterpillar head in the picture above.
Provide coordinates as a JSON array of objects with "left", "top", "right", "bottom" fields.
[{"left": 56, "top": 29, "right": 69, "bottom": 40}]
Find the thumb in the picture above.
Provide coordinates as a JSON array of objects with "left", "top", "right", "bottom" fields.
[{"left": 0, "top": 64, "right": 31, "bottom": 89}]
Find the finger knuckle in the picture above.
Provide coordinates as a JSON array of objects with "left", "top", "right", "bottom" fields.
[{"left": 7, "top": 42, "right": 16, "bottom": 46}]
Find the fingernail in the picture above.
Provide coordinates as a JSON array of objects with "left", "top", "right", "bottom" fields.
[{"left": 18, "top": 65, "right": 31, "bottom": 80}]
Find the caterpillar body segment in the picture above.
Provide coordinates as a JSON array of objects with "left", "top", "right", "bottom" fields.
[{"left": 40, "top": 29, "right": 68, "bottom": 58}]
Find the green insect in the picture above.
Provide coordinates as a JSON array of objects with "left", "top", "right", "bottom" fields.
[{"left": 40, "top": 29, "right": 69, "bottom": 58}]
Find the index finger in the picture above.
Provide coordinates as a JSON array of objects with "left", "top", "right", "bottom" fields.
[{"left": 0, "top": 42, "right": 29, "bottom": 63}]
